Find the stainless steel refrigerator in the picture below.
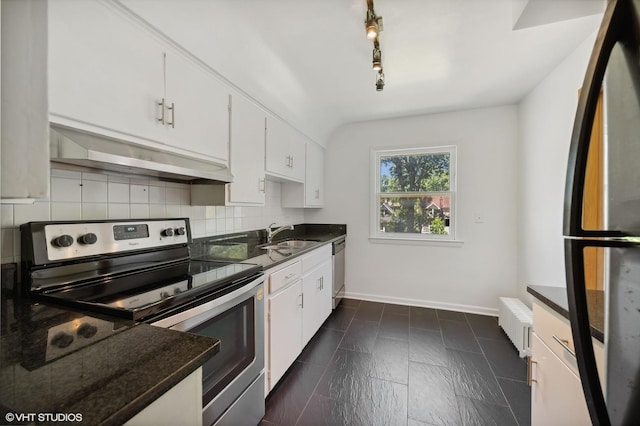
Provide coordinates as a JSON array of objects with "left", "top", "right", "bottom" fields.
[{"left": 564, "top": 0, "right": 640, "bottom": 425}]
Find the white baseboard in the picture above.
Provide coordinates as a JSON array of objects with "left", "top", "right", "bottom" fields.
[{"left": 343, "top": 291, "right": 499, "bottom": 317}]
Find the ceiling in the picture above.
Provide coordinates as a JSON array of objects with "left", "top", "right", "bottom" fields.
[{"left": 118, "top": 0, "right": 604, "bottom": 145}]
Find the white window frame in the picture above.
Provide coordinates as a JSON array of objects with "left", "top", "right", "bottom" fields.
[{"left": 370, "top": 145, "right": 458, "bottom": 243}]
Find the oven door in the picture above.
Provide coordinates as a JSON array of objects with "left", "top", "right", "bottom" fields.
[{"left": 151, "top": 275, "right": 265, "bottom": 426}]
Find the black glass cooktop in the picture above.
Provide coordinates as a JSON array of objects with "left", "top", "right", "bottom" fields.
[{"left": 35, "top": 260, "right": 262, "bottom": 322}]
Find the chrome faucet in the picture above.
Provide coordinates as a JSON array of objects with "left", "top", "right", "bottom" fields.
[{"left": 267, "top": 223, "right": 294, "bottom": 243}]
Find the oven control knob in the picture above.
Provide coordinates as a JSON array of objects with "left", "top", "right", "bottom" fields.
[
  {"left": 77, "top": 323, "right": 98, "bottom": 339},
  {"left": 52, "top": 234, "right": 74, "bottom": 248},
  {"left": 161, "top": 228, "right": 174, "bottom": 237},
  {"left": 175, "top": 227, "right": 186, "bottom": 236},
  {"left": 79, "top": 233, "right": 97, "bottom": 245},
  {"left": 51, "top": 332, "right": 74, "bottom": 348}
]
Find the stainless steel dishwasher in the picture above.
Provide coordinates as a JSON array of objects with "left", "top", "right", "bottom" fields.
[{"left": 332, "top": 237, "right": 346, "bottom": 309}]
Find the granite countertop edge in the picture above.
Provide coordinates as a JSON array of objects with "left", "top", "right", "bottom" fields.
[
  {"left": 103, "top": 328, "right": 220, "bottom": 425},
  {"left": 527, "top": 285, "right": 604, "bottom": 343},
  {"left": 0, "top": 298, "right": 220, "bottom": 426}
]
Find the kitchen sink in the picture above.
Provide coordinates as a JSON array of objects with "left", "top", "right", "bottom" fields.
[
  {"left": 260, "top": 239, "right": 319, "bottom": 251},
  {"left": 275, "top": 240, "right": 318, "bottom": 249}
]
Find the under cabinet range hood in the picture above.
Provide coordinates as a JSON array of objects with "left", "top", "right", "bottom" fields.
[{"left": 49, "top": 126, "right": 233, "bottom": 184}]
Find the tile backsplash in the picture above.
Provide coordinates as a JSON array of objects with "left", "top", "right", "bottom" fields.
[{"left": 0, "top": 168, "right": 304, "bottom": 264}]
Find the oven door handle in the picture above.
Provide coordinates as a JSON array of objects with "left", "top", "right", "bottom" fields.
[{"left": 150, "top": 275, "right": 264, "bottom": 330}]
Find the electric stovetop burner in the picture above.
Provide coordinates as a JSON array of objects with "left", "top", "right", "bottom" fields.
[{"left": 20, "top": 219, "right": 263, "bottom": 322}]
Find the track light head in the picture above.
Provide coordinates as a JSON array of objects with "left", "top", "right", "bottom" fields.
[
  {"left": 376, "top": 71, "right": 385, "bottom": 91},
  {"left": 372, "top": 44, "right": 382, "bottom": 71},
  {"left": 365, "top": 8, "right": 379, "bottom": 39}
]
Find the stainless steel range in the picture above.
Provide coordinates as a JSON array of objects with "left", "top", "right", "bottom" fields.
[{"left": 20, "top": 218, "right": 265, "bottom": 426}]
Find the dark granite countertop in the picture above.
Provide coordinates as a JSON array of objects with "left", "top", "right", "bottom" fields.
[
  {"left": 0, "top": 295, "right": 219, "bottom": 425},
  {"left": 527, "top": 285, "right": 604, "bottom": 343},
  {"left": 192, "top": 223, "right": 347, "bottom": 270}
]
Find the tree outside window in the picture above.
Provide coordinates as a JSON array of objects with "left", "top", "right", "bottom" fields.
[{"left": 372, "top": 146, "right": 456, "bottom": 241}]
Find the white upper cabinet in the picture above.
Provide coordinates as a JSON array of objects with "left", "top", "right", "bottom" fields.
[
  {"left": 265, "top": 115, "right": 305, "bottom": 182},
  {"left": 282, "top": 140, "right": 325, "bottom": 208},
  {"left": 1, "top": 0, "right": 50, "bottom": 200},
  {"left": 48, "top": 0, "right": 229, "bottom": 164},
  {"left": 227, "top": 93, "right": 266, "bottom": 205},
  {"left": 48, "top": 0, "right": 166, "bottom": 145},
  {"left": 162, "top": 50, "right": 229, "bottom": 163},
  {"left": 304, "top": 141, "right": 324, "bottom": 207}
]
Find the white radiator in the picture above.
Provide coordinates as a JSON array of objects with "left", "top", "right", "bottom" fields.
[{"left": 498, "top": 297, "right": 533, "bottom": 358}]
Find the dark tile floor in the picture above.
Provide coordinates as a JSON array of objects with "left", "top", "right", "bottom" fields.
[{"left": 261, "top": 299, "right": 531, "bottom": 426}]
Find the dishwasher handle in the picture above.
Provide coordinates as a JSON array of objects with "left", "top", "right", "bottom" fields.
[{"left": 332, "top": 238, "right": 346, "bottom": 254}]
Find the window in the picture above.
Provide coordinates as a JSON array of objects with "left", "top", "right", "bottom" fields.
[{"left": 371, "top": 145, "right": 457, "bottom": 241}]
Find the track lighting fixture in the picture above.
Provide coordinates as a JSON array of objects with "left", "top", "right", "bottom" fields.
[
  {"left": 372, "top": 41, "right": 382, "bottom": 71},
  {"left": 365, "top": 0, "right": 385, "bottom": 91},
  {"left": 376, "top": 71, "right": 385, "bottom": 91},
  {"left": 365, "top": 8, "right": 379, "bottom": 39}
]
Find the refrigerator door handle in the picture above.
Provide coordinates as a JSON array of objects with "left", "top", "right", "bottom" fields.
[{"left": 565, "top": 240, "right": 609, "bottom": 426}]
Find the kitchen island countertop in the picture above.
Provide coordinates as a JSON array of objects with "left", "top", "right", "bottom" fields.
[{"left": 0, "top": 295, "right": 219, "bottom": 425}]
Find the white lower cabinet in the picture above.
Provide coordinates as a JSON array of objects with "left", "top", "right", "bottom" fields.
[
  {"left": 530, "top": 298, "right": 605, "bottom": 426},
  {"left": 125, "top": 367, "right": 202, "bottom": 426},
  {"left": 268, "top": 279, "right": 303, "bottom": 391},
  {"left": 530, "top": 334, "right": 591, "bottom": 426},
  {"left": 265, "top": 245, "right": 333, "bottom": 393},
  {"left": 301, "top": 259, "right": 332, "bottom": 346}
]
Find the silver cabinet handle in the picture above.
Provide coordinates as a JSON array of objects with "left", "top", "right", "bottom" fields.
[
  {"left": 285, "top": 155, "right": 291, "bottom": 168},
  {"left": 290, "top": 156, "right": 294, "bottom": 168},
  {"left": 259, "top": 178, "right": 266, "bottom": 193},
  {"left": 167, "top": 102, "right": 175, "bottom": 128},
  {"left": 552, "top": 335, "right": 576, "bottom": 357},
  {"left": 315, "top": 189, "right": 320, "bottom": 199},
  {"left": 157, "top": 98, "right": 166, "bottom": 124},
  {"left": 527, "top": 357, "right": 537, "bottom": 386},
  {"left": 284, "top": 273, "right": 296, "bottom": 280},
  {"left": 299, "top": 293, "right": 304, "bottom": 308}
]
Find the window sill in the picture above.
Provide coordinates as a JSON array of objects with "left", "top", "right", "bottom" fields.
[{"left": 369, "top": 236, "right": 464, "bottom": 247}]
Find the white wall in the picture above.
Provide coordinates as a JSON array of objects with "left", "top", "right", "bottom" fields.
[
  {"left": 0, "top": 170, "right": 303, "bottom": 264},
  {"left": 306, "top": 106, "right": 519, "bottom": 315},
  {"left": 517, "top": 31, "right": 598, "bottom": 302}
]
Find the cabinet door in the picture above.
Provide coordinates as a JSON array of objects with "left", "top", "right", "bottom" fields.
[
  {"left": 1, "top": 0, "right": 49, "bottom": 199},
  {"left": 288, "top": 132, "right": 306, "bottom": 182},
  {"left": 304, "top": 142, "right": 324, "bottom": 207},
  {"left": 302, "top": 260, "right": 333, "bottom": 346},
  {"left": 265, "top": 115, "right": 292, "bottom": 177},
  {"left": 164, "top": 51, "right": 229, "bottom": 163},
  {"left": 227, "top": 94, "right": 266, "bottom": 205},
  {"left": 531, "top": 333, "right": 591, "bottom": 426},
  {"left": 265, "top": 115, "right": 306, "bottom": 182},
  {"left": 268, "top": 281, "right": 302, "bottom": 390},
  {"left": 49, "top": 0, "right": 165, "bottom": 143}
]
